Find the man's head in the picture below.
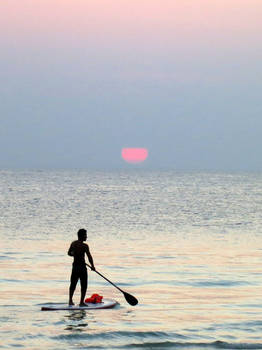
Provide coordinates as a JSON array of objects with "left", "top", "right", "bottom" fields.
[{"left": 78, "top": 228, "right": 87, "bottom": 241}]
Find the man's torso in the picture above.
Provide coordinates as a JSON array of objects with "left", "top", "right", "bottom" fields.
[{"left": 70, "top": 240, "right": 88, "bottom": 265}]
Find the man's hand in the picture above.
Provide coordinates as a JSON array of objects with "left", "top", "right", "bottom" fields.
[{"left": 91, "top": 266, "right": 96, "bottom": 271}]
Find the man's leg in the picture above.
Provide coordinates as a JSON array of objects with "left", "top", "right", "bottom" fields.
[
  {"left": 69, "top": 267, "right": 79, "bottom": 305},
  {"left": 79, "top": 267, "right": 88, "bottom": 305}
]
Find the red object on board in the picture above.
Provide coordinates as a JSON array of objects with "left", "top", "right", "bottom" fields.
[{"left": 85, "top": 294, "right": 103, "bottom": 304}]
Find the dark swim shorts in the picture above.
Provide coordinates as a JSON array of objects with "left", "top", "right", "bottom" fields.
[{"left": 70, "top": 263, "right": 88, "bottom": 290}]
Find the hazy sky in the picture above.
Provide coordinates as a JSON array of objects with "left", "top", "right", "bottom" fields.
[{"left": 1, "top": 0, "right": 262, "bottom": 170}]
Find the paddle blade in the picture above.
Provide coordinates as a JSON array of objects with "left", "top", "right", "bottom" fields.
[{"left": 123, "top": 292, "right": 138, "bottom": 306}]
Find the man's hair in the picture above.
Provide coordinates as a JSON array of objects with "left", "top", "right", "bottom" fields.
[{"left": 78, "top": 228, "right": 87, "bottom": 239}]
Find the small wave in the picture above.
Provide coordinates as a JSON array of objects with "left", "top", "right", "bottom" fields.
[
  {"left": 52, "top": 331, "right": 262, "bottom": 349},
  {"left": 52, "top": 331, "right": 184, "bottom": 341},
  {"left": 0, "top": 279, "right": 24, "bottom": 283},
  {"left": 191, "top": 280, "right": 251, "bottom": 287},
  {"left": 84, "top": 341, "right": 262, "bottom": 350},
  {"left": 0, "top": 255, "right": 14, "bottom": 260},
  {"left": 118, "top": 341, "right": 262, "bottom": 349}
]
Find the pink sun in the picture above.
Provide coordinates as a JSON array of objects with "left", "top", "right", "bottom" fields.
[{"left": 121, "top": 148, "right": 148, "bottom": 164}]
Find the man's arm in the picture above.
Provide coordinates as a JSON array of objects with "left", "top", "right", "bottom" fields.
[
  {"left": 86, "top": 245, "right": 95, "bottom": 270},
  {"left": 68, "top": 242, "right": 74, "bottom": 257}
]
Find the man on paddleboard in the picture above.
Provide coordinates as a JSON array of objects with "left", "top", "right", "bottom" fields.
[{"left": 68, "top": 228, "right": 96, "bottom": 306}]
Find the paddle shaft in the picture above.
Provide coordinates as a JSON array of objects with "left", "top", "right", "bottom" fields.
[
  {"left": 86, "top": 263, "right": 138, "bottom": 306},
  {"left": 86, "top": 263, "right": 124, "bottom": 293}
]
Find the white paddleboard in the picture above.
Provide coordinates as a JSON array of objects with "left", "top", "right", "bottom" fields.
[{"left": 41, "top": 298, "right": 118, "bottom": 311}]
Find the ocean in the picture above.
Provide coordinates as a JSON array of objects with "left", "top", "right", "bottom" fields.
[{"left": 1, "top": 169, "right": 262, "bottom": 350}]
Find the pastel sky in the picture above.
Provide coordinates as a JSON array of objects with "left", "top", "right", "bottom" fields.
[{"left": 1, "top": 0, "right": 262, "bottom": 170}]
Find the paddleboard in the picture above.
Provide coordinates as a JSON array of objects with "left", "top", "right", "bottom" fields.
[{"left": 41, "top": 298, "right": 118, "bottom": 311}]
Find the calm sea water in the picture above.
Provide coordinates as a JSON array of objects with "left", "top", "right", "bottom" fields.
[{"left": 1, "top": 170, "right": 262, "bottom": 350}]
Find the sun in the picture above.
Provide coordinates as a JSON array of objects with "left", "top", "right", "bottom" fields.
[{"left": 121, "top": 148, "right": 148, "bottom": 164}]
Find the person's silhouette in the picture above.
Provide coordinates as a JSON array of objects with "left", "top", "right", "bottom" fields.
[{"left": 68, "top": 228, "right": 95, "bottom": 306}]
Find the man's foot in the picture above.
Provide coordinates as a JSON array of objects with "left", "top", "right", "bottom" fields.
[
  {"left": 79, "top": 302, "right": 89, "bottom": 307},
  {"left": 69, "top": 301, "right": 75, "bottom": 306}
]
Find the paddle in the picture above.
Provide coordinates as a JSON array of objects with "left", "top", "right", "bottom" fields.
[{"left": 86, "top": 264, "right": 138, "bottom": 306}]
